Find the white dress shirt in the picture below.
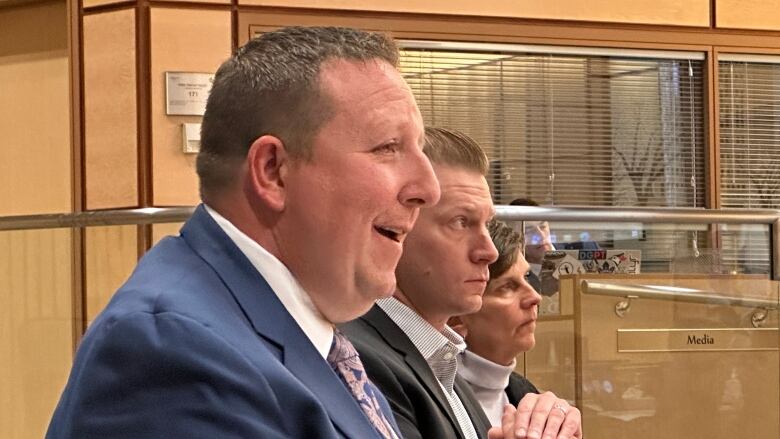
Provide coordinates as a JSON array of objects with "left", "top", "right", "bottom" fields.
[
  {"left": 457, "top": 350, "right": 516, "bottom": 427},
  {"left": 204, "top": 205, "right": 333, "bottom": 358}
]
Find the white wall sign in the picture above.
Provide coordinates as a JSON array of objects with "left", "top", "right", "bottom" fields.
[{"left": 165, "top": 72, "right": 214, "bottom": 116}]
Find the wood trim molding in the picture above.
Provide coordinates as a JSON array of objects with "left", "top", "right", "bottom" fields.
[
  {"left": 136, "top": 0, "right": 151, "bottom": 210},
  {"left": 69, "top": 0, "right": 87, "bottom": 344},
  {"left": 83, "top": 1, "right": 135, "bottom": 14},
  {"left": 238, "top": 7, "right": 780, "bottom": 50},
  {"left": 231, "top": 0, "right": 238, "bottom": 51}
]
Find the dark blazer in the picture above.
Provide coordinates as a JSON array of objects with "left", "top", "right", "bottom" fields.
[
  {"left": 505, "top": 372, "right": 540, "bottom": 407},
  {"left": 341, "top": 305, "right": 492, "bottom": 439},
  {"left": 47, "top": 205, "right": 396, "bottom": 439}
]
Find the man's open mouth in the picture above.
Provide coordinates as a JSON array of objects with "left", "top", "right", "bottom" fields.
[{"left": 374, "top": 226, "right": 402, "bottom": 242}]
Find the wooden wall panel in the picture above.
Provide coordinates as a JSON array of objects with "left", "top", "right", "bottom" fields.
[
  {"left": 0, "top": 1, "right": 71, "bottom": 216},
  {"left": 83, "top": 0, "right": 129, "bottom": 8},
  {"left": 83, "top": 9, "right": 138, "bottom": 210},
  {"left": 85, "top": 226, "right": 138, "bottom": 324},
  {"left": 152, "top": 222, "right": 183, "bottom": 245},
  {"left": 717, "top": 0, "right": 780, "bottom": 31},
  {"left": 150, "top": 8, "right": 231, "bottom": 206},
  {"left": 240, "top": 0, "right": 711, "bottom": 27},
  {"left": 0, "top": 229, "right": 74, "bottom": 439},
  {"left": 160, "top": 0, "right": 230, "bottom": 3}
]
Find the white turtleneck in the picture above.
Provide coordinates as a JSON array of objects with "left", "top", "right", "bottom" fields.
[{"left": 456, "top": 350, "right": 516, "bottom": 426}]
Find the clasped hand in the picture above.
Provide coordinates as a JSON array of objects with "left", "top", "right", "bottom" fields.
[{"left": 487, "top": 391, "right": 582, "bottom": 439}]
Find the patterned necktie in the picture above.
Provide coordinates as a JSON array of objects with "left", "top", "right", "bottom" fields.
[{"left": 327, "top": 330, "right": 398, "bottom": 439}]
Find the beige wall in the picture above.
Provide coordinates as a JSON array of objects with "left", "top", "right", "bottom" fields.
[
  {"left": 0, "top": 229, "right": 74, "bottom": 439},
  {"left": 83, "top": 8, "right": 138, "bottom": 209},
  {"left": 150, "top": 7, "right": 231, "bottom": 206},
  {"left": 85, "top": 226, "right": 138, "bottom": 324},
  {"left": 717, "top": 0, "right": 780, "bottom": 31},
  {"left": 0, "top": 3, "right": 74, "bottom": 437},
  {"left": 241, "top": 0, "right": 711, "bottom": 27},
  {"left": 153, "top": 222, "right": 183, "bottom": 245},
  {"left": 0, "top": 0, "right": 71, "bottom": 216}
]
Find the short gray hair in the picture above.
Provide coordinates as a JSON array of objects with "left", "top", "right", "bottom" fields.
[{"left": 197, "top": 26, "right": 399, "bottom": 197}]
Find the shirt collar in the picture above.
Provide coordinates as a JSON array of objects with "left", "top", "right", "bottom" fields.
[
  {"left": 204, "top": 205, "right": 334, "bottom": 359},
  {"left": 457, "top": 349, "right": 516, "bottom": 391},
  {"left": 377, "top": 297, "right": 466, "bottom": 360}
]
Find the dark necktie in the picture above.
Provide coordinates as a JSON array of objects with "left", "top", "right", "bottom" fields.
[{"left": 327, "top": 330, "right": 398, "bottom": 439}]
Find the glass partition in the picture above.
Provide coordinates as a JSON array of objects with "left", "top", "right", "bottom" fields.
[
  {"left": 1, "top": 206, "right": 778, "bottom": 439},
  {"left": 537, "top": 275, "right": 779, "bottom": 439},
  {"left": 544, "top": 221, "right": 771, "bottom": 275}
]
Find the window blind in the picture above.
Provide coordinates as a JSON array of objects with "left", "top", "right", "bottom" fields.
[
  {"left": 399, "top": 42, "right": 706, "bottom": 208},
  {"left": 719, "top": 56, "right": 780, "bottom": 208}
]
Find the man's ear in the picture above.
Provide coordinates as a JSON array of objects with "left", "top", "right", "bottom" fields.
[{"left": 245, "top": 135, "right": 288, "bottom": 212}]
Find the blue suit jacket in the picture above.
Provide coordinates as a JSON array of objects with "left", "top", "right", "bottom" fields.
[{"left": 47, "top": 205, "right": 396, "bottom": 438}]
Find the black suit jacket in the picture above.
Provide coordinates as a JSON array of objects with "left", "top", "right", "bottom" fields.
[
  {"left": 505, "top": 372, "right": 540, "bottom": 407},
  {"left": 341, "top": 305, "right": 492, "bottom": 439}
]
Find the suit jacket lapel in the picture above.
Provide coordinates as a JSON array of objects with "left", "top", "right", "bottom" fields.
[
  {"left": 361, "top": 306, "right": 468, "bottom": 439},
  {"left": 455, "top": 378, "right": 491, "bottom": 439},
  {"left": 180, "top": 205, "right": 379, "bottom": 439}
]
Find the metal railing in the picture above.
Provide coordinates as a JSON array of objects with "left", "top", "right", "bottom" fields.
[
  {"left": 2, "top": 204, "right": 780, "bottom": 277},
  {"left": 0, "top": 207, "right": 195, "bottom": 231},
  {"left": 581, "top": 280, "right": 778, "bottom": 309}
]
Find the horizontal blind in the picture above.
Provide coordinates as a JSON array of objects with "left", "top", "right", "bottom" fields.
[
  {"left": 719, "top": 58, "right": 780, "bottom": 208},
  {"left": 399, "top": 45, "right": 706, "bottom": 208},
  {"left": 718, "top": 58, "right": 780, "bottom": 275}
]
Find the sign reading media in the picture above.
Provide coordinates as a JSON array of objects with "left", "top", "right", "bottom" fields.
[{"left": 617, "top": 328, "right": 778, "bottom": 353}]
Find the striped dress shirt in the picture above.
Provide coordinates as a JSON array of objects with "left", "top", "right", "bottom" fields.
[{"left": 377, "top": 298, "right": 479, "bottom": 439}]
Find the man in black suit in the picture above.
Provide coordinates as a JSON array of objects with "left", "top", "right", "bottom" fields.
[{"left": 343, "top": 128, "right": 582, "bottom": 439}]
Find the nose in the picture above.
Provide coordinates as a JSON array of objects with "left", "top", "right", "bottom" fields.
[
  {"left": 471, "top": 226, "right": 498, "bottom": 265},
  {"left": 521, "top": 283, "right": 542, "bottom": 309},
  {"left": 398, "top": 149, "right": 441, "bottom": 208}
]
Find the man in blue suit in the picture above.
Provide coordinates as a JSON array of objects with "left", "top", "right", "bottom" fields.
[{"left": 47, "top": 26, "right": 440, "bottom": 438}]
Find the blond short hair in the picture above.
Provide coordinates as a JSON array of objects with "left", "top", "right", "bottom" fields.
[{"left": 423, "top": 127, "right": 489, "bottom": 176}]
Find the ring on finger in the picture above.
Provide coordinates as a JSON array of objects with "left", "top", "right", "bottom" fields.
[{"left": 553, "top": 403, "right": 568, "bottom": 416}]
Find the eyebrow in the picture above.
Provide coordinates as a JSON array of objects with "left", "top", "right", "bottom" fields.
[{"left": 448, "top": 205, "right": 493, "bottom": 222}]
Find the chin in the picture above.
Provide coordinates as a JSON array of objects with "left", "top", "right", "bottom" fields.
[
  {"left": 373, "top": 279, "right": 397, "bottom": 299},
  {"left": 330, "top": 298, "right": 375, "bottom": 323},
  {"left": 517, "top": 338, "right": 536, "bottom": 353},
  {"left": 359, "top": 272, "right": 397, "bottom": 299},
  {"left": 459, "top": 296, "right": 483, "bottom": 315}
]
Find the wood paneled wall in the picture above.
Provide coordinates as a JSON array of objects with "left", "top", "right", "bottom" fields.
[
  {"left": 0, "top": 1, "right": 71, "bottom": 216},
  {"left": 0, "top": 3, "right": 75, "bottom": 438},
  {"left": 241, "top": 0, "right": 711, "bottom": 27},
  {"left": 83, "top": 9, "right": 138, "bottom": 209},
  {"left": 85, "top": 226, "right": 138, "bottom": 324},
  {"left": 152, "top": 222, "right": 183, "bottom": 245},
  {"left": 0, "top": 229, "right": 74, "bottom": 439},
  {"left": 716, "top": 0, "right": 780, "bottom": 31},
  {"left": 150, "top": 7, "right": 231, "bottom": 206}
]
